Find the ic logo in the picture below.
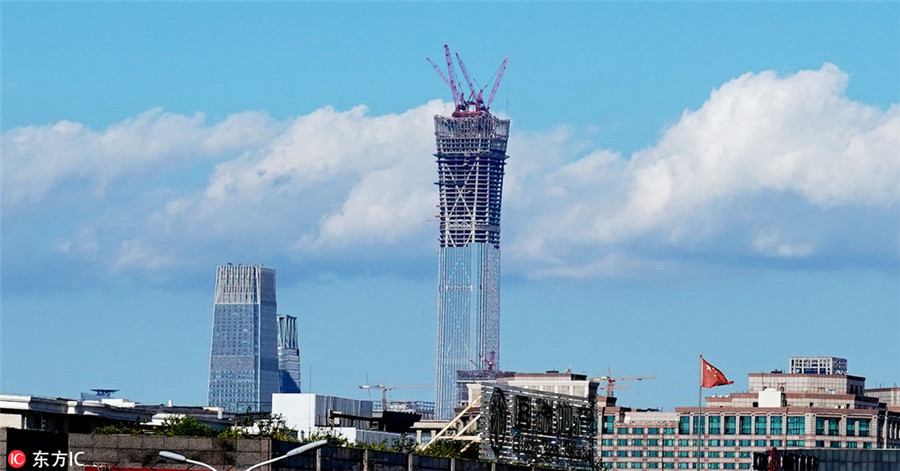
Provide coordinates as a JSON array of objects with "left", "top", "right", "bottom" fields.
[{"left": 8, "top": 450, "right": 26, "bottom": 469}]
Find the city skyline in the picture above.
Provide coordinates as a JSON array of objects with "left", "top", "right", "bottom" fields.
[{"left": 1, "top": 3, "right": 898, "bottom": 411}]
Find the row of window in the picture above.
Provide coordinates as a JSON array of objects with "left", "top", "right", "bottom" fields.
[{"left": 611, "top": 463, "right": 752, "bottom": 469}]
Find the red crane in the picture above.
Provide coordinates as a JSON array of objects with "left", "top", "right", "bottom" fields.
[
  {"left": 591, "top": 367, "right": 656, "bottom": 398},
  {"left": 427, "top": 45, "right": 508, "bottom": 117}
]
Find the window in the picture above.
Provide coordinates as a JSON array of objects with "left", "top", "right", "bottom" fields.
[
  {"left": 617, "top": 463, "right": 628, "bottom": 469},
  {"left": 632, "top": 464, "right": 643, "bottom": 469},
  {"left": 739, "top": 440, "right": 752, "bottom": 447},
  {"left": 739, "top": 465, "right": 750, "bottom": 470},
  {"left": 770, "top": 440, "right": 782, "bottom": 447},
  {"left": 678, "top": 464, "right": 689, "bottom": 470},
  {"left": 602, "top": 439, "right": 614, "bottom": 446},
  {"left": 815, "top": 441, "right": 824, "bottom": 448},
  {"left": 664, "top": 439, "right": 675, "bottom": 446},
  {"left": 708, "top": 439, "right": 720, "bottom": 447},
  {"left": 694, "top": 416, "right": 706, "bottom": 434},
  {"left": 603, "top": 415, "right": 615, "bottom": 434},
  {"left": 723, "top": 440, "right": 736, "bottom": 447},
  {"left": 847, "top": 442, "right": 857, "bottom": 448},
  {"left": 633, "top": 427, "right": 645, "bottom": 434},
  {"left": 648, "top": 451, "right": 659, "bottom": 457},
  {"left": 724, "top": 464, "right": 735, "bottom": 469},
  {"left": 648, "top": 439, "right": 659, "bottom": 446},
  {"left": 632, "top": 439, "right": 644, "bottom": 446},
  {"left": 830, "top": 441, "right": 841, "bottom": 448},
  {"left": 663, "top": 464, "right": 674, "bottom": 469},
  {"left": 724, "top": 452, "right": 736, "bottom": 458},
  {"left": 692, "top": 451, "right": 704, "bottom": 458},
  {"left": 864, "top": 442, "right": 872, "bottom": 449},
  {"left": 678, "top": 451, "right": 690, "bottom": 458},
  {"left": 631, "top": 451, "right": 643, "bottom": 457},
  {"left": 770, "top": 416, "right": 783, "bottom": 435},
  {"left": 708, "top": 465, "right": 720, "bottom": 470},
  {"left": 787, "top": 417, "right": 805, "bottom": 435},
  {"left": 601, "top": 451, "right": 613, "bottom": 457},
  {"left": 709, "top": 416, "right": 721, "bottom": 434},
  {"left": 663, "top": 451, "right": 674, "bottom": 457},
  {"left": 664, "top": 427, "right": 676, "bottom": 434},
  {"left": 693, "top": 440, "right": 704, "bottom": 447},
  {"left": 618, "top": 439, "right": 628, "bottom": 446},
  {"left": 786, "top": 440, "right": 805, "bottom": 447},
  {"left": 679, "top": 440, "right": 690, "bottom": 446},
  {"left": 755, "top": 417, "right": 767, "bottom": 435},
  {"left": 859, "top": 419, "right": 870, "bottom": 437},
  {"left": 755, "top": 440, "right": 767, "bottom": 447},
  {"left": 740, "top": 416, "right": 752, "bottom": 435},
  {"left": 648, "top": 464, "right": 659, "bottom": 469},
  {"left": 649, "top": 428, "right": 660, "bottom": 434},
  {"left": 619, "top": 427, "right": 630, "bottom": 434},
  {"left": 815, "top": 418, "right": 825, "bottom": 435},
  {"left": 739, "top": 452, "right": 751, "bottom": 458},
  {"left": 708, "top": 452, "right": 720, "bottom": 458},
  {"left": 680, "top": 416, "right": 691, "bottom": 434},
  {"left": 829, "top": 418, "right": 840, "bottom": 436},
  {"left": 724, "top": 416, "right": 736, "bottom": 435},
  {"left": 846, "top": 418, "right": 856, "bottom": 436},
  {"left": 617, "top": 451, "right": 628, "bottom": 457}
]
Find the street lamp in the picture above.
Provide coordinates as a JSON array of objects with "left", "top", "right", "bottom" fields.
[{"left": 159, "top": 439, "right": 327, "bottom": 471}]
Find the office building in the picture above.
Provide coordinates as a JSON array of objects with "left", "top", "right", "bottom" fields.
[
  {"left": 430, "top": 46, "right": 511, "bottom": 419},
  {"left": 277, "top": 314, "right": 302, "bottom": 393},
  {"left": 208, "top": 264, "right": 279, "bottom": 413},
  {"left": 597, "top": 357, "right": 900, "bottom": 469}
]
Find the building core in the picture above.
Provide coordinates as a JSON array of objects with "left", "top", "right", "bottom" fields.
[{"left": 277, "top": 314, "right": 302, "bottom": 393}]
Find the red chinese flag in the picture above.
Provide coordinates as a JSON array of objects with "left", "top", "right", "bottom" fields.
[{"left": 701, "top": 358, "right": 734, "bottom": 388}]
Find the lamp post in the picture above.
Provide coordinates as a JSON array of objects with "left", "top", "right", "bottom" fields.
[{"left": 159, "top": 439, "right": 327, "bottom": 471}]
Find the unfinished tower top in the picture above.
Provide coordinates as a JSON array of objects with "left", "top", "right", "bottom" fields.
[{"left": 427, "top": 44, "right": 508, "bottom": 118}]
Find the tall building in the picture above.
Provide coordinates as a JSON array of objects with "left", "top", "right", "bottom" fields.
[
  {"left": 208, "top": 264, "right": 279, "bottom": 413},
  {"left": 428, "top": 45, "right": 510, "bottom": 419},
  {"left": 277, "top": 314, "right": 302, "bottom": 393}
]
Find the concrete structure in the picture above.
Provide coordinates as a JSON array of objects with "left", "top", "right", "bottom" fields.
[
  {"left": 272, "top": 393, "right": 401, "bottom": 445},
  {"left": 597, "top": 359, "right": 900, "bottom": 469},
  {"left": 0, "top": 428, "right": 561, "bottom": 471},
  {"left": 277, "top": 314, "right": 302, "bottom": 393},
  {"left": 429, "top": 47, "right": 511, "bottom": 421},
  {"left": 208, "top": 264, "right": 279, "bottom": 413},
  {"left": 0, "top": 394, "right": 230, "bottom": 434},
  {"left": 433, "top": 109, "right": 510, "bottom": 420}
]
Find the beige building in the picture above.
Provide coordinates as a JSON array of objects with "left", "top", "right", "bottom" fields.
[{"left": 598, "top": 357, "right": 900, "bottom": 469}]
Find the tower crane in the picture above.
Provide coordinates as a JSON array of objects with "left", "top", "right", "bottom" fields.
[
  {"left": 591, "top": 367, "right": 656, "bottom": 398},
  {"left": 427, "top": 44, "right": 508, "bottom": 117},
  {"left": 358, "top": 384, "right": 435, "bottom": 411}
]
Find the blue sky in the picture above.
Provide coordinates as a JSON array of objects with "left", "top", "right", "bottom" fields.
[{"left": 2, "top": 2, "right": 898, "bottom": 410}]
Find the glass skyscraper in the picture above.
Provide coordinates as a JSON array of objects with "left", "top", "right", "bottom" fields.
[
  {"left": 433, "top": 113, "right": 510, "bottom": 419},
  {"left": 277, "top": 314, "right": 302, "bottom": 393},
  {"left": 208, "top": 264, "right": 279, "bottom": 413}
]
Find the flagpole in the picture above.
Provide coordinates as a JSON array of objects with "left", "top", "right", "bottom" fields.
[{"left": 697, "top": 353, "right": 703, "bottom": 470}]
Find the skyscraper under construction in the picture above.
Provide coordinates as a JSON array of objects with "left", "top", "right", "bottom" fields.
[{"left": 428, "top": 45, "right": 510, "bottom": 419}]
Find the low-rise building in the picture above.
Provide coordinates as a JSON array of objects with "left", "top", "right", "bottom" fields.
[{"left": 598, "top": 357, "right": 900, "bottom": 469}]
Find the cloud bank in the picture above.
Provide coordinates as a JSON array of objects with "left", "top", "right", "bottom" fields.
[{"left": 3, "top": 64, "right": 897, "bottom": 286}]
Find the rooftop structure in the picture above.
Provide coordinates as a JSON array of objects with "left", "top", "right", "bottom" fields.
[
  {"left": 208, "top": 264, "right": 279, "bottom": 413},
  {"left": 429, "top": 45, "right": 510, "bottom": 420},
  {"left": 790, "top": 356, "right": 848, "bottom": 375}
]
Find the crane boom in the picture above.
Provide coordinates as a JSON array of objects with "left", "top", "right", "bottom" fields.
[
  {"left": 486, "top": 58, "right": 508, "bottom": 110},
  {"left": 443, "top": 44, "right": 463, "bottom": 108},
  {"left": 454, "top": 53, "right": 480, "bottom": 102}
]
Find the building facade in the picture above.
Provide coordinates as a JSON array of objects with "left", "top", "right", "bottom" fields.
[
  {"left": 597, "top": 358, "right": 900, "bottom": 469},
  {"left": 277, "top": 314, "right": 302, "bottom": 393},
  {"left": 208, "top": 264, "right": 279, "bottom": 413},
  {"left": 433, "top": 112, "right": 510, "bottom": 419}
]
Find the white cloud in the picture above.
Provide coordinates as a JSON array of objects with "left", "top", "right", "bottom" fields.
[{"left": 3, "top": 65, "right": 897, "bottom": 281}]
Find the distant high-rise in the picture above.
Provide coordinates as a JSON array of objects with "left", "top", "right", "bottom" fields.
[
  {"left": 277, "top": 314, "right": 302, "bottom": 393},
  {"left": 208, "top": 264, "right": 279, "bottom": 413},
  {"left": 427, "top": 45, "right": 510, "bottom": 419}
]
